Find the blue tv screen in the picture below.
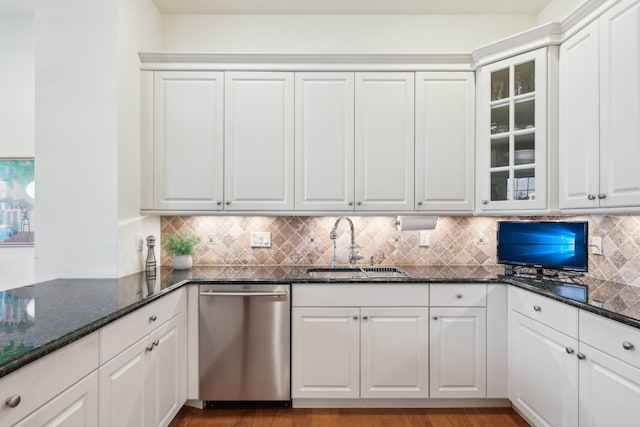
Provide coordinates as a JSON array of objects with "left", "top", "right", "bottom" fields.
[{"left": 497, "top": 221, "right": 588, "bottom": 272}]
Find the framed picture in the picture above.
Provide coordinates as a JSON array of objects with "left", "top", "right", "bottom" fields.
[{"left": 0, "top": 158, "right": 34, "bottom": 246}]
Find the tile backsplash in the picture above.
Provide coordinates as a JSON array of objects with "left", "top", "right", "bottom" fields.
[{"left": 161, "top": 215, "right": 640, "bottom": 287}]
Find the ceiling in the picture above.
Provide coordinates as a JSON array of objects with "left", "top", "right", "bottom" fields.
[{"left": 151, "top": 0, "right": 554, "bottom": 15}]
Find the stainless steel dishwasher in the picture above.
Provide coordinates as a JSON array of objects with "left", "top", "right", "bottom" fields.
[{"left": 199, "top": 283, "right": 290, "bottom": 403}]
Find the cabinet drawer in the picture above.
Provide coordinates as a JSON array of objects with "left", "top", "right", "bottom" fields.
[
  {"left": 0, "top": 333, "right": 99, "bottom": 427},
  {"left": 580, "top": 310, "right": 640, "bottom": 370},
  {"left": 292, "top": 284, "right": 429, "bottom": 307},
  {"left": 100, "top": 289, "right": 185, "bottom": 363},
  {"left": 430, "top": 283, "right": 486, "bottom": 306},
  {"left": 509, "top": 286, "right": 578, "bottom": 338}
]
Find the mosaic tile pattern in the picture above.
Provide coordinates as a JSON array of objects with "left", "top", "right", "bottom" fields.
[{"left": 160, "top": 214, "right": 640, "bottom": 288}]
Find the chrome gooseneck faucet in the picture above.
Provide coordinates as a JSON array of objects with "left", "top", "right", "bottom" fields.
[{"left": 329, "top": 216, "right": 363, "bottom": 268}]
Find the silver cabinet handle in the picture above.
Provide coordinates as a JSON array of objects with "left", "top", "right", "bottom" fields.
[
  {"left": 456, "top": 293, "right": 463, "bottom": 299},
  {"left": 481, "top": 200, "right": 489, "bottom": 205},
  {"left": 577, "top": 353, "right": 586, "bottom": 360},
  {"left": 200, "top": 291, "right": 287, "bottom": 297},
  {"left": 587, "top": 194, "right": 596, "bottom": 200},
  {"left": 149, "top": 314, "right": 157, "bottom": 322},
  {"left": 598, "top": 193, "right": 607, "bottom": 199},
  {"left": 5, "top": 395, "right": 21, "bottom": 408},
  {"left": 623, "top": 341, "right": 635, "bottom": 351},
  {"left": 565, "top": 347, "right": 575, "bottom": 354},
  {"left": 533, "top": 305, "right": 541, "bottom": 312}
]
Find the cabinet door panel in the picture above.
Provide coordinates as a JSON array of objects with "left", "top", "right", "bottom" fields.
[
  {"left": 430, "top": 307, "right": 486, "bottom": 398},
  {"left": 295, "top": 73, "right": 355, "bottom": 210},
  {"left": 579, "top": 343, "right": 640, "bottom": 427},
  {"left": 355, "top": 73, "right": 414, "bottom": 211},
  {"left": 360, "top": 307, "right": 428, "bottom": 398},
  {"left": 225, "top": 72, "right": 294, "bottom": 210},
  {"left": 509, "top": 311, "right": 578, "bottom": 427},
  {"left": 415, "top": 72, "right": 475, "bottom": 211},
  {"left": 599, "top": 0, "right": 640, "bottom": 208},
  {"left": 154, "top": 71, "right": 224, "bottom": 211},
  {"left": 559, "top": 21, "right": 600, "bottom": 209},
  {"left": 292, "top": 307, "right": 360, "bottom": 398},
  {"left": 15, "top": 372, "right": 98, "bottom": 427}
]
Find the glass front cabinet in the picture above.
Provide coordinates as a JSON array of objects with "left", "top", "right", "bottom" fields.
[{"left": 476, "top": 48, "right": 549, "bottom": 211}]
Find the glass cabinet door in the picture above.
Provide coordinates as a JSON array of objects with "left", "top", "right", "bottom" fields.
[{"left": 479, "top": 48, "right": 547, "bottom": 210}]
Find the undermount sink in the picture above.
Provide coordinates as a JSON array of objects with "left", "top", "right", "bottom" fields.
[{"left": 306, "top": 266, "right": 410, "bottom": 279}]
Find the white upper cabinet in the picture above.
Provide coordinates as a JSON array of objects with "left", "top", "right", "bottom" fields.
[
  {"left": 355, "top": 72, "right": 415, "bottom": 211},
  {"left": 224, "top": 72, "right": 295, "bottom": 211},
  {"left": 476, "top": 48, "right": 549, "bottom": 212},
  {"left": 599, "top": 0, "right": 640, "bottom": 208},
  {"left": 415, "top": 72, "right": 475, "bottom": 212},
  {"left": 560, "top": 0, "right": 640, "bottom": 210},
  {"left": 559, "top": 21, "right": 600, "bottom": 209},
  {"left": 295, "top": 73, "right": 355, "bottom": 211},
  {"left": 150, "top": 71, "right": 224, "bottom": 211}
]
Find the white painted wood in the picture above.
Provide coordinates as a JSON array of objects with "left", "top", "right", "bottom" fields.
[
  {"left": 559, "top": 20, "right": 600, "bottom": 209},
  {"left": 99, "top": 336, "right": 149, "bottom": 427},
  {"left": 292, "top": 307, "right": 360, "bottom": 399},
  {"left": 509, "top": 285, "right": 578, "bottom": 338},
  {"left": 415, "top": 72, "right": 475, "bottom": 211},
  {"left": 355, "top": 72, "right": 414, "bottom": 211},
  {"left": 140, "top": 70, "right": 155, "bottom": 211},
  {"left": 0, "top": 333, "right": 99, "bottom": 427},
  {"left": 147, "top": 314, "right": 186, "bottom": 427},
  {"left": 224, "top": 71, "right": 294, "bottom": 210},
  {"left": 14, "top": 371, "right": 98, "bottom": 427},
  {"left": 186, "top": 285, "right": 200, "bottom": 399},
  {"left": 295, "top": 72, "right": 355, "bottom": 211},
  {"left": 476, "top": 48, "right": 548, "bottom": 211},
  {"left": 486, "top": 284, "right": 508, "bottom": 398},
  {"left": 599, "top": 0, "right": 640, "bottom": 208},
  {"left": 430, "top": 307, "right": 487, "bottom": 398},
  {"left": 360, "top": 307, "right": 429, "bottom": 398},
  {"left": 578, "top": 342, "right": 640, "bottom": 427},
  {"left": 100, "top": 289, "right": 185, "bottom": 363},
  {"left": 153, "top": 71, "right": 224, "bottom": 211},
  {"left": 509, "top": 311, "right": 579, "bottom": 427},
  {"left": 579, "top": 310, "right": 640, "bottom": 370},
  {"left": 430, "top": 283, "right": 486, "bottom": 307},
  {"left": 291, "top": 284, "right": 429, "bottom": 307},
  {"left": 292, "top": 397, "right": 512, "bottom": 408}
]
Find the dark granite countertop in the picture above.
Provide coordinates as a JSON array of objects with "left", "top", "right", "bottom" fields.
[{"left": 2, "top": 264, "right": 639, "bottom": 380}]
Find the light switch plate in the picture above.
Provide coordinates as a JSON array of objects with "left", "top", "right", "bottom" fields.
[
  {"left": 251, "top": 232, "right": 271, "bottom": 248},
  {"left": 419, "top": 231, "right": 430, "bottom": 247},
  {"left": 591, "top": 236, "right": 602, "bottom": 255}
]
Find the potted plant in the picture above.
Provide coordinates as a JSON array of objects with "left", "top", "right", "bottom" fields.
[{"left": 162, "top": 234, "right": 201, "bottom": 270}]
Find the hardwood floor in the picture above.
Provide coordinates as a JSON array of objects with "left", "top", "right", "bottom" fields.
[{"left": 169, "top": 406, "right": 530, "bottom": 427}]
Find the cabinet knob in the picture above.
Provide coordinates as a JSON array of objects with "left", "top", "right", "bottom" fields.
[
  {"left": 417, "top": 201, "right": 423, "bottom": 206},
  {"left": 587, "top": 194, "right": 596, "bottom": 200},
  {"left": 362, "top": 316, "right": 369, "bottom": 320},
  {"left": 456, "top": 293, "right": 463, "bottom": 299},
  {"left": 348, "top": 202, "right": 354, "bottom": 206},
  {"left": 533, "top": 305, "right": 541, "bottom": 312},
  {"left": 623, "top": 341, "right": 635, "bottom": 351},
  {"left": 357, "top": 201, "right": 362, "bottom": 206},
  {"left": 481, "top": 200, "right": 489, "bottom": 205},
  {"left": 216, "top": 200, "right": 222, "bottom": 205},
  {"left": 5, "top": 395, "right": 21, "bottom": 408},
  {"left": 598, "top": 193, "right": 607, "bottom": 199},
  {"left": 149, "top": 314, "right": 157, "bottom": 322},
  {"left": 353, "top": 316, "right": 358, "bottom": 320},
  {"left": 576, "top": 352, "right": 586, "bottom": 360},
  {"left": 433, "top": 316, "right": 439, "bottom": 320},
  {"left": 565, "top": 347, "right": 575, "bottom": 354},
  {"left": 225, "top": 201, "right": 231, "bottom": 205}
]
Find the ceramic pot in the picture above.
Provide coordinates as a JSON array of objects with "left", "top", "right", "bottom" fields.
[{"left": 172, "top": 255, "right": 193, "bottom": 270}]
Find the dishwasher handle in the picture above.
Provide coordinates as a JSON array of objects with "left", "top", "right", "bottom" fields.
[{"left": 200, "top": 290, "right": 288, "bottom": 297}]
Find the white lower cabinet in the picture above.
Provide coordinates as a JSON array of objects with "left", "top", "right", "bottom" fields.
[
  {"left": 430, "top": 307, "right": 486, "bottom": 398},
  {"left": 291, "top": 306, "right": 429, "bottom": 399},
  {"left": 99, "top": 314, "right": 185, "bottom": 427},
  {"left": 509, "top": 311, "right": 579, "bottom": 427}
]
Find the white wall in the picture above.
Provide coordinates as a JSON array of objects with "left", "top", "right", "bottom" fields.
[
  {"left": 537, "top": 0, "right": 586, "bottom": 24},
  {"left": 116, "top": 0, "right": 162, "bottom": 276},
  {"left": 162, "top": 14, "right": 537, "bottom": 54},
  {"left": 0, "top": 12, "right": 35, "bottom": 291}
]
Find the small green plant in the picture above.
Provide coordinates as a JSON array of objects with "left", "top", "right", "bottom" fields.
[{"left": 162, "top": 234, "right": 201, "bottom": 256}]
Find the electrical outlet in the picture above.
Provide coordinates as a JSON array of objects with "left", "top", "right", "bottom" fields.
[
  {"left": 251, "top": 232, "right": 271, "bottom": 248},
  {"left": 591, "top": 236, "right": 602, "bottom": 255},
  {"left": 419, "top": 231, "right": 430, "bottom": 247},
  {"left": 207, "top": 235, "right": 215, "bottom": 245},
  {"left": 477, "top": 236, "right": 487, "bottom": 246},
  {"left": 135, "top": 234, "right": 144, "bottom": 252}
]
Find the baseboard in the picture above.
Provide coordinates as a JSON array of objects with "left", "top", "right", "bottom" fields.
[{"left": 292, "top": 398, "right": 512, "bottom": 409}]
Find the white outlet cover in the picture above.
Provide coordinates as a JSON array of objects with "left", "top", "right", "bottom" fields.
[
  {"left": 591, "top": 236, "right": 602, "bottom": 255},
  {"left": 419, "top": 231, "right": 430, "bottom": 247},
  {"left": 251, "top": 232, "right": 271, "bottom": 248}
]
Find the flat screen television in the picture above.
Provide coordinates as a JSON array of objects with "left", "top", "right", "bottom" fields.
[{"left": 497, "top": 221, "right": 588, "bottom": 272}]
